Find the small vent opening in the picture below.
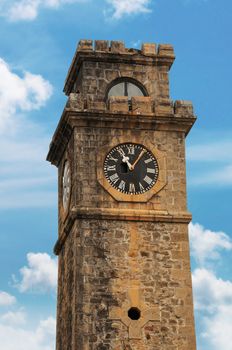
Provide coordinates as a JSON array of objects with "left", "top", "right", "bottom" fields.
[{"left": 128, "top": 307, "right": 141, "bottom": 320}]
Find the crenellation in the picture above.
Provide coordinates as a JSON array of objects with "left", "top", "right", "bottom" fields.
[
  {"left": 95, "top": 40, "right": 109, "bottom": 52},
  {"left": 65, "top": 91, "right": 196, "bottom": 120},
  {"left": 158, "top": 44, "right": 175, "bottom": 57},
  {"left": 154, "top": 98, "right": 174, "bottom": 115},
  {"left": 64, "top": 39, "right": 175, "bottom": 95},
  {"left": 142, "top": 43, "right": 157, "bottom": 56},
  {"left": 110, "top": 40, "right": 125, "bottom": 53},
  {"left": 108, "top": 96, "right": 129, "bottom": 113},
  {"left": 76, "top": 40, "right": 175, "bottom": 59},
  {"left": 77, "top": 39, "right": 93, "bottom": 51},
  {"left": 131, "top": 96, "right": 153, "bottom": 114},
  {"left": 174, "top": 100, "right": 194, "bottom": 117}
]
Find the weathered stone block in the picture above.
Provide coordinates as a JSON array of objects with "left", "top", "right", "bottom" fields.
[
  {"left": 131, "top": 96, "right": 153, "bottom": 114},
  {"left": 154, "top": 98, "right": 173, "bottom": 115},
  {"left": 158, "top": 44, "right": 175, "bottom": 57},
  {"left": 108, "top": 96, "right": 129, "bottom": 112},
  {"left": 87, "top": 100, "right": 106, "bottom": 111},
  {"left": 95, "top": 40, "right": 109, "bottom": 52},
  {"left": 142, "top": 43, "right": 156, "bottom": 56},
  {"left": 77, "top": 39, "right": 93, "bottom": 51},
  {"left": 66, "top": 93, "right": 84, "bottom": 110},
  {"left": 174, "top": 100, "right": 194, "bottom": 117},
  {"left": 110, "top": 41, "right": 125, "bottom": 53}
]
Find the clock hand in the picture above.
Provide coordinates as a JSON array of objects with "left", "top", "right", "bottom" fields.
[
  {"left": 130, "top": 149, "right": 146, "bottom": 170},
  {"left": 122, "top": 155, "right": 132, "bottom": 170}
]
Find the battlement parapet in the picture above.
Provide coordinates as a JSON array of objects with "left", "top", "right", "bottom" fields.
[
  {"left": 65, "top": 39, "right": 175, "bottom": 95},
  {"left": 66, "top": 94, "right": 195, "bottom": 123},
  {"left": 66, "top": 93, "right": 194, "bottom": 119},
  {"left": 77, "top": 39, "right": 174, "bottom": 58}
]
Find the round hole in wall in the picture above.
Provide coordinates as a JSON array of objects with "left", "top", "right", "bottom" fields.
[{"left": 128, "top": 307, "right": 141, "bottom": 320}]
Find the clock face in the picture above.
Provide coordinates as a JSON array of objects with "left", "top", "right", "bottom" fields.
[
  {"left": 62, "top": 161, "right": 71, "bottom": 211},
  {"left": 104, "top": 143, "right": 159, "bottom": 195}
]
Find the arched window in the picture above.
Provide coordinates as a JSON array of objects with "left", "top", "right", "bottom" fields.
[{"left": 107, "top": 79, "right": 147, "bottom": 100}]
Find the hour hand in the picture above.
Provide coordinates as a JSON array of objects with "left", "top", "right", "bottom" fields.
[{"left": 122, "top": 155, "right": 132, "bottom": 170}]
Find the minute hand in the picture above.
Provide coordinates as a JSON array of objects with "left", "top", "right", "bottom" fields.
[{"left": 130, "top": 149, "right": 146, "bottom": 170}]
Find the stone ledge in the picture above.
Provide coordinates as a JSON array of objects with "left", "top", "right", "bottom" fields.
[
  {"left": 47, "top": 109, "right": 196, "bottom": 166},
  {"left": 53, "top": 207, "right": 192, "bottom": 255}
]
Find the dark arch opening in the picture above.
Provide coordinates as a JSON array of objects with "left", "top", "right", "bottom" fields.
[{"left": 105, "top": 77, "right": 148, "bottom": 101}]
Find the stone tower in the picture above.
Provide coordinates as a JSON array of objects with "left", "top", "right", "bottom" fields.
[{"left": 47, "top": 39, "right": 197, "bottom": 350}]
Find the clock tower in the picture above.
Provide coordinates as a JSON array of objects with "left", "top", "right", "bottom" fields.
[{"left": 47, "top": 40, "right": 197, "bottom": 350}]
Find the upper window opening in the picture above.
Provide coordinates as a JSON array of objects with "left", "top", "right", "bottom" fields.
[{"left": 108, "top": 81, "right": 146, "bottom": 100}]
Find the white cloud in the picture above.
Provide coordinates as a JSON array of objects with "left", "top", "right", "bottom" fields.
[
  {"left": 189, "top": 164, "right": 232, "bottom": 186},
  {"left": 0, "top": 0, "right": 88, "bottom": 21},
  {"left": 0, "top": 310, "right": 26, "bottom": 326},
  {"left": 0, "top": 292, "right": 16, "bottom": 306},
  {"left": 190, "top": 222, "right": 232, "bottom": 349},
  {"left": 187, "top": 140, "right": 232, "bottom": 186},
  {"left": 0, "top": 315, "right": 56, "bottom": 350},
  {"left": 14, "top": 253, "right": 58, "bottom": 293},
  {"left": 106, "top": 0, "right": 152, "bottom": 19},
  {"left": 203, "top": 306, "right": 232, "bottom": 350},
  {"left": 189, "top": 222, "right": 232, "bottom": 264},
  {"left": 192, "top": 268, "right": 232, "bottom": 350},
  {"left": 0, "top": 57, "right": 56, "bottom": 209},
  {"left": 188, "top": 140, "right": 232, "bottom": 162},
  {"left": 0, "top": 58, "right": 52, "bottom": 134},
  {"left": 1, "top": 0, "right": 152, "bottom": 21},
  {"left": 192, "top": 268, "right": 232, "bottom": 312},
  {"left": 36, "top": 317, "right": 56, "bottom": 348}
]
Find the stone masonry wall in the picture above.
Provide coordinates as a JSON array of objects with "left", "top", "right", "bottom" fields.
[
  {"left": 73, "top": 126, "right": 186, "bottom": 212},
  {"left": 76, "top": 60, "right": 169, "bottom": 102},
  {"left": 56, "top": 219, "right": 196, "bottom": 350},
  {"left": 52, "top": 40, "right": 197, "bottom": 350}
]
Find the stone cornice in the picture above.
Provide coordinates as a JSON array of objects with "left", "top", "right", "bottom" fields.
[
  {"left": 46, "top": 109, "right": 196, "bottom": 166},
  {"left": 54, "top": 206, "right": 192, "bottom": 255}
]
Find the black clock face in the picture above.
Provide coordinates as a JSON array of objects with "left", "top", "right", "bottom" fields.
[{"left": 104, "top": 143, "right": 159, "bottom": 195}]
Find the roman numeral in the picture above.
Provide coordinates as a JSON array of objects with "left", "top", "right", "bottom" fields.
[
  {"left": 139, "top": 182, "right": 145, "bottom": 191},
  {"left": 117, "top": 147, "right": 125, "bottom": 157},
  {"left": 109, "top": 173, "right": 119, "bottom": 184},
  {"left": 147, "top": 168, "right": 156, "bottom": 174},
  {"left": 127, "top": 145, "right": 135, "bottom": 155},
  {"left": 129, "top": 183, "right": 135, "bottom": 193},
  {"left": 144, "top": 175, "right": 152, "bottom": 185},
  {"left": 144, "top": 158, "right": 152, "bottom": 164},
  {"left": 107, "top": 165, "right": 116, "bottom": 171},
  {"left": 108, "top": 155, "right": 118, "bottom": 162},
  {"left": 119, "top": 180, "right": 126, "bottom": 191}
]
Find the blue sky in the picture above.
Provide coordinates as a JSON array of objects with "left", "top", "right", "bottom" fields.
[{"left": 0, "top": 0, "right": 231, "bottom": 349}]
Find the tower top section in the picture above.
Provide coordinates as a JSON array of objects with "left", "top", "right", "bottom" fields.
[
  {"left": 64, "top": 39, "right": 175, "bottom": 95},
  {"left": 47, "top": 39, "right": 195, "bottom": 166}
]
